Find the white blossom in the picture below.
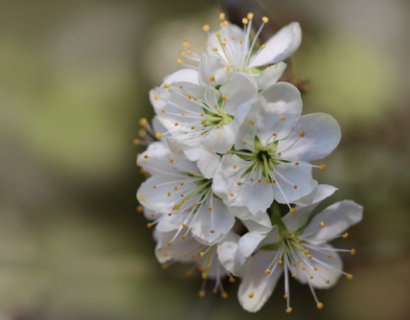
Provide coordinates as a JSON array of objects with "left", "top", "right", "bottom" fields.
[
  {"left": 155, "top": 229, "right": 239, "bottom": 298},
  {"left": 237, "top": 200, "right": 363, "bottom": 312},
  {"left": 177, "top": 13, "right": 301, "bottom": 90},
  {"left": 213, "top": 82, "right": 341, "bottom": 219},
  {"left": 137, "top": 142, "right": 235, "bottom": 245}
]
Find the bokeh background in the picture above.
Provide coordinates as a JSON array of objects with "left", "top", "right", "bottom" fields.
[{"left": 1, "top": 0, "right": 409, "bottom": 319}]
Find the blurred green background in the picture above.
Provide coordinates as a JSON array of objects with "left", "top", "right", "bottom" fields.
[{"left": 0, "top": 0, "right": 409, "bottom": 319}]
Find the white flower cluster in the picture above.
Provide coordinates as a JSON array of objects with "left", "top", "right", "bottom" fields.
[{"left": 136, "top": 13, "right": 363, "bottom": 313}]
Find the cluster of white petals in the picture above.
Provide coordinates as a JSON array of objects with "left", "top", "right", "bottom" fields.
[{"left": 136, "top": 12, "right": 363, "bottom": 313}]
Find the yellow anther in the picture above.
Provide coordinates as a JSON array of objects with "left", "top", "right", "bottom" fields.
[
  {"left": 210, "top": 229, "right": 215, "bottom": 233},
  {"left": 136, "top": 161, "right": 140, "bottom": 166},
  {"left": 320, "top": 221, "right": 325, "bottom": 227},
  {"left": 262, "top": 16, "right": 269, "bottom": 23},
  {"left": 291, "top": 273, "right": 295, "bottom": 278},
  {"left": 310, "top": 275, "right": 314, "bottom": 279},
  {"left": 201, "top": 120, "right": 206, "bottom": 125},
  {"left": 328, "top": 254, "right": 332, "bottom": 259},
  {"left": 191, "top": 126, "right": 195, "bottom": 130},
  {"left": 302, "top": 266, "right": 306, "bottom": 271},
  {"left": 280, "top": 115, "right": 285, "bottom": 121},
  {"left": 299, "top": 131, "right": 305, "bottom": 137},
  {"left": 242, "top": 18, "right": 249, "bottom": 24},
  {"left": 304, "top": 250, "right": 310, "bottom": 255},
  {"left": 161, "top": 109, "right": 165, "bottom": 113},
  {"left": 147, "top": 223, "right": 152, "bottom": 228},
  {"left": 187, "top": 50, "right": 193, "bottom": 54},
  {"left": 174, "top": 122, "right": 179, "bottom": 126},
  {"left": 212, "top": 47, "right": 218, "bottom": 52},
  {"left": 221, "top": 292, "right": 228, "bottom": 299},
  {"left": 182, "top": 223, "right": 188, "bottom": 228},
  {"left": 170, "top": 158, "right": 175, "bottom": 163},
  {"left": 203, "top": 24, "right": 210, "bottom": 31},
  {"left": 239, "top": 40, "right": 243, "bottom": 44},
  {"left": 205, "top": 40, "right": 209, "bottom": 44},
  {"left": 208, "top": 206, "right": 213, "bottom": 211},
  {"left": 183, "top": 253, "right": 188, "bottom": 258},
  {"left": 326, "top": 280, "right": 330, "bottom": 284},
  {"left": 265, "top": 269, "right": 271, "bottom": 275},
  {"left": 162, "top": 263, "right": 169, "bottom": 269},
  {"left": 229, "top": 193, "right": 234, "bottom": 197},
  {"left": 346, "top": 274, "right": 353, "bottom": 280},
  {"left": 154, "top": 94, "right": 159, "bottom": 100},
  {"left": 242, "top": 140, "right": 246, "bottom": 145},
  {"left": 237, "top": 182, "right": 242, "bottom": 186},
  {"left": 153, "top": 185, "right": 157, "bottom": 189},
  {"left": 181, "top": 112, "right": 185, "bottom": 116},
  {"left": 176, "top": 58, "right": 182, "bottom": 64},
  {"left": 229, "top": 277, "right": 236, "bottom": 283},
  {"left": 295, "top": 161, "right": 300, "bottom": 166},
  {"left": 200, "top": 112, "right": 204, "bottom": 116},
  {"left": 174, "top": 186, "right": 178, "bottom": 191},
  {"left": 139, "top": 195, "right": 146, "bottom": 201},
  {"left": 231, "top": 36, "right": 235, "bottom": 40},
  {"left": 290, "top": 208, "right": 297, "bottom": 214},
  {"left": 157, "top": 247, "right": 162, "bottom": 252},
  {"left": 264, "top": 178, "right": 270, "bottom": 183},
  {"left": 351, "top": 248, "right": 356, "bottom": 255},
  {"left": 248, "top": 120, "right": 255, "bottom": 125},
  {"left": 278, "top": 152, "right": 282, "bottom": 156},
  {"left": 183, "top": 40, "right": 189, "bottom": 47},
  {"left": 133, "top": 138, "right": 140, "bottom": 145},
  {"left": 232, "top": 165, "right": 237, "bottom": 169},
  {"left": 180, "top": 182, "right": 184, "bottom": 186},
  {"left": 309, "top": 255, "right": 313, "bottom": 259},
  {"left": 291, "top": 233, "right": 295, "bottom": 238},
  {"left": 225, "top": 65, "right": 230, "bottom": 71},
  {"left": 198, "top": 290, "right": 206, "bottom": 298},
  {"left": 272, "top": 132, "right": 277, "bottom": 136},
  {"left": 168, "top": 213, "right": 172, "bottom": 216},
  {"left": 286, "top": 307, "right": 292, "bottom": 313},
  {"left": 181, "top": 235, "right": 186, "bottom": 240},
  {"left": 167, "top": 241, "right": 172, "bottom": 246},
  {"left": 284, "top": 295, "right": 288, "bottom": 299},
  {"left": 191, "top": 254, "right": 196, "bottom": 258},
  {"left": 136, "top": 205, "right": 143, "bottom": 213},
  {"left": 278, "top": 260, "right": 283, "bottom": 265},
  {"left": 293, "top": 185, "right": 298, "bottom": 189},
  {"left": 257, "top": 179, "right": 261, "bottom": 183},
  {"left": 180, "top": 193, "right": 184, "bottom": 197},
  {"left": 317, "top": 302, "right": 324, "bottom": 310},
  {"left": 138, "top": 129, "right": 147, "bottom": 138},
  {"left": 320, "top": 164, "right": 327, "bottom": 171},
  {"left": 261, "top": 44, "right": 266, "bottom": 49},
  {"left": 179, "top": 84, "right": 184, "bottom": 89},
  {"left": 139, "top": 118, "right": 148, "bottom": 126},
  {"left": 167, "top": 192, "right": 171, "bottom": 197},
  {"left": 219, "top": 12, "right": 225, "bottom": 19},
  {"left": 248, "top": 292, "right": 254, "bottom": 298},
  {"left": 194, "top": 202, "right": 199, "bottom": 207},
  {"left": 163, "top": 83, "right": 169, "bottom": 89},
  {"left": 247, "top": 13, "right": 254, "bottom": 19},
  {"left": 200, "top": 251, "right": 205, "bottom": 258},
  {"left": 221, "top": 94, "right": 227, "bottom": 101},
  {"left": 209, "top": 75, "right": 216, "bottom": 82},
  {"left": 314, "top": 267, "right": 318, "bottom": 271},
  {"left": 155, "top": 132, "right": 163, "bottom": 139},
  {"left": 201, "top": 131, "right": 205, "bottom": 135},
  {"left": 179, "top": 50, "right": 186, "bottom": 56},
  {"left": 343, "top": 233, "right": 349, "bottom": 238}
]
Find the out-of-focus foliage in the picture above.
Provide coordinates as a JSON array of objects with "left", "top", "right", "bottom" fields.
[{"left": 0, "top": 0, "right": 409, "bottom": 319}]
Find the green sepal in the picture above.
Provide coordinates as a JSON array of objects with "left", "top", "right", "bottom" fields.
[{"left": 270, "top": 202, "right": 289, "bottom": 238}]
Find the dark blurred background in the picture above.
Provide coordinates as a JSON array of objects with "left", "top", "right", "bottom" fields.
[{"left": 0, "top": 0, "right": 409, "bottom": 319}]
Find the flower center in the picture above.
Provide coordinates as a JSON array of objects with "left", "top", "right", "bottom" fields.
[{"left": 204, "top": 106, "right": 234, "bottom": 128}]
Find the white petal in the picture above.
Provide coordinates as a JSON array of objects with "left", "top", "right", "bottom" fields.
[
  {"left": 201, "top": 123, "right": 236, "bottom": 154},
  {"left": 278, "top": 113, "right": 341, "bottom": 162},
  {"left": 257, "top": 82, "right": 303, "bottom": 143},
  {"left": 283, "top": 184, "right": 338, "bottom": 232},
  {"left": 254, "top": 62, "right": 287, "bottom": 90},
  {"left": 238, "top": 251, "right": 283, "bottom": 312},
  {"left": 217, "top": 231, "right": 241, "bottom": 274},
  {"left": 199, "top": 54, "right": 228, "bottom": 85},
  {"left": 272, "top": 163, "right": 317, "bottom": 204},
  {"left": 163, "top": 69, "right": 200, "bottom": 85},
  {"left": 238, "top": 232, "right": 267, "bottom": 259},
  {"left": 220, "top": 72, "right": 258, "bottom": 114},
  {"left": 303, "top": 200, "right": 364, "bottom": 245},
  {"left": 190, "top": 195, "right": 235, "bottom": 245},
  {"left": 249, "top": 22, "right": 301, "bottom": 68},
  {"left": 294, "top": 245, "right": 343, "bottom": 289},
  {"left": 213, "top": 154, "right": 274, "bottom": 216},
  {"left": 241, "top": 211, "right": 272, "bottom": 234},
  {"left": 184, "top": 147, "right": 220, "bottom": 179}
]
